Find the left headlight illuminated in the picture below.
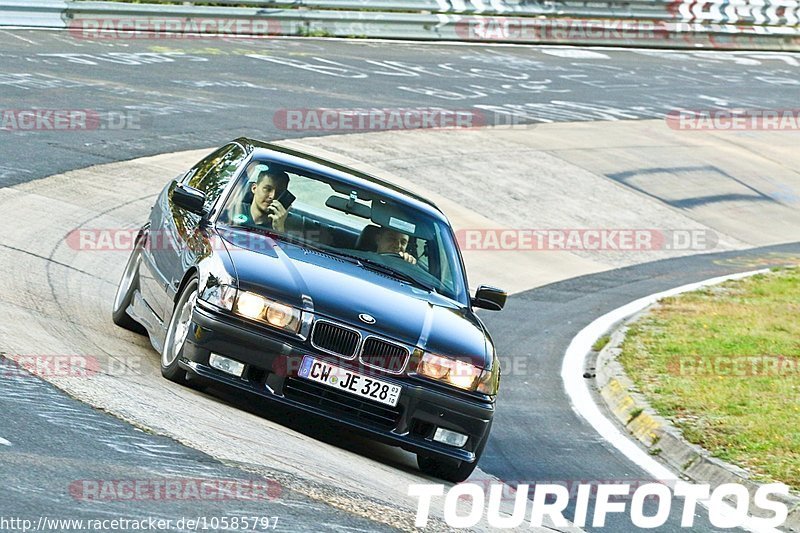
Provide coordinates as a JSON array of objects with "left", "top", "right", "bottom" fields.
[{"left": 233, "top": 291, "right": 302, "bottom": 334}]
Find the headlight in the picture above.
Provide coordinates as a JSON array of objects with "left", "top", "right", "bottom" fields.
[
  {"left": 476, "top": 364, "right": 500, "bottom": 396},
  {"left": 233, "top": 291, "right": 302, "bottom": 333},
  {"left": 235, "top": 291, "right": 266, "bottom": 319},
  {"left": 265, "top": 301, "right": 297, "bottom": 329},
  {"left": 199, "top": 283, "right": 236, "bottom": 311},
  {"left": 416, "top": 352, "right": 482, "bottom": 391}
]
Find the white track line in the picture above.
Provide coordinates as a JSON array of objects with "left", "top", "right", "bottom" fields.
[
  {"left": 562, "top": 268, "right": 782, "bottom": 533},
  {"left": 0, "top": 30, "right": 38, "bottom": 45}
]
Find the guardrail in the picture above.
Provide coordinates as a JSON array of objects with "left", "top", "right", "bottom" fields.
[
  {"left": 73, "top": 0, "right": 800, "bottom": 27},
  {"left": 0, "top": 0, "right": 68, "bottom": 28},
  {"left": 1, "top": 0, "right": 798, "bottom": 50}
]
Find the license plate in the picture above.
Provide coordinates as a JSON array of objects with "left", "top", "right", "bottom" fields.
[{"left": 298, "top": 356, "right": 401, "bottom": 407}]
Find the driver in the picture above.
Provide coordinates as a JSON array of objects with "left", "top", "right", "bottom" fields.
[
  {"left": 375, "top": 227, "right": 416, "bottom": 265},
  {"left": 234, "top": 164, "right": 290, "bottom": 232}
]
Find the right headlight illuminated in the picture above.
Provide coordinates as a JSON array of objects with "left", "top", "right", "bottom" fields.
[
  {"left": 416, "top": 352, "right": 499, "bottom": 395},
  {"left": 199, "top": 282, "right": 304, "bottom": 335},
  {"left": 233, "top": 291, "right": 302, "bottom": 333}
]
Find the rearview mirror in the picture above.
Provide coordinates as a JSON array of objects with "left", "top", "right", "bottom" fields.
[
  {"left": 173, "top": 183, "right": 206, "bottom": 215},
  {"left": 472, "top": 285, "right": 507, "bottom": 311},
  {"left": 326, "top": 195, "right": 371, "bottom": 219}
]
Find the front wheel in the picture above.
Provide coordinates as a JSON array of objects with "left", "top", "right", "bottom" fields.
[
  {"left": 112, "top": 235, "right": 147, "bottom": 335},
  {"left": 417, "top": 420, "right": 493, "bottom": 483},
  {"left": 161, "top": 276, "right": 198, "bottom": 384}
]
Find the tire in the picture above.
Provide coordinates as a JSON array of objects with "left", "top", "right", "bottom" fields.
[
  {"left": 417, "top": 420, "right": 493, "bottom": 483},
  {"left": 160, "top": 276, "right": 198, "bottom": 384},
  {"left": 112, "top": 235, "right": 147, "bottom": 335}
]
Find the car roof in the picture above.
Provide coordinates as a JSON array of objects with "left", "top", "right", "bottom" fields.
[{"left": 234, "top": 137, "right": 448, "bottom": 223}]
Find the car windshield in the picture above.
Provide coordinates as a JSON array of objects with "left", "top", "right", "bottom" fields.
[{"left": 216, "top": 159, "right": 469, "bottom": 304}]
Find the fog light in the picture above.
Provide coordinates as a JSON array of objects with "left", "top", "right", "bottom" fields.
[
  {"left": 433, "top": 427, "right": 468, "bottom": 448},
  {"left": 209, "top": 353, "right": 245, "bottom": 378}
]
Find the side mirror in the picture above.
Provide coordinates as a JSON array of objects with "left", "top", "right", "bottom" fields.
[
  {"left": 472, "top": 285, "right": 507, "bottom": 311},
  {"left": 173, "top": 184, "right": 206, "bottom": 215}
]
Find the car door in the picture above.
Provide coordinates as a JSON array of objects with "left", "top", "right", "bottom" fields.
[
  {"left": 138, "top": 179, "right": 177, "bottom": 322},
  {"left": 142, "top": 143, "right": 247, "bottom": 322}
]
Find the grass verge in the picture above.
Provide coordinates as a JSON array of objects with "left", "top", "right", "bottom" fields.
[{"left": 619, "top": 268, "right": 800, "bottom": 490}]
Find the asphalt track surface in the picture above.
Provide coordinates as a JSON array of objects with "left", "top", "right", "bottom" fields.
[
  {"left": 1, "top": 29, "right": 799, "bottom": 532},
  {"left": 2, "top": 29, "right": 800, "bottom": 187},
  {"left": 0, "top": 358, "right": 393, "bottom": 532}
]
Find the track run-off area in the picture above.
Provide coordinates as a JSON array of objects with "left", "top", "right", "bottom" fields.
[{"left": 1, "top": 29, "right": 799, "bottom": 532}]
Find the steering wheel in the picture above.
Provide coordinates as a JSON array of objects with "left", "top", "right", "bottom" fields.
[{"left": 379, "top": 252, "right": 422, "bottom": 269}]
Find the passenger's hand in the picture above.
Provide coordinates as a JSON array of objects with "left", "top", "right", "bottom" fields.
[{"left": 267, "top": 202, "right": 288, "bottom": 232}]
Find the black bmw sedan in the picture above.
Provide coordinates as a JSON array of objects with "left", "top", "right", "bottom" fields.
[{"left": 112, "top": 138, "right": 506, "bottom": 482}]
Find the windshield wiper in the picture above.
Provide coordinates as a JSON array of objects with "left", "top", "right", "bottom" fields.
[
  {"left": 219, "top": 223, "right": 349, "bottom": 258},
  {"left": 341, "top": 254, "right": 437, "bottom": 293},
  {"left": 220, "top": 223, "right": 368, "bottom": 266}
]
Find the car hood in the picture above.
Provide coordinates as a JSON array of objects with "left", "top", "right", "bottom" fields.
[{"left": 219, "top": 229, "right": 489, "bottom": 367}]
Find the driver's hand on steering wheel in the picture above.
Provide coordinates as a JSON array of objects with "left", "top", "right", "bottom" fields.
[{"left": 398, "top": 252, "right": 417, "bottom": 265}]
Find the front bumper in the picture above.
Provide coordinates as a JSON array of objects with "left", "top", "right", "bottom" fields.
[{"left": 180, "top": 305, "right": 495, "bottom": 463}]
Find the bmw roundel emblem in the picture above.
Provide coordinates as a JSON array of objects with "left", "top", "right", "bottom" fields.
[{"left": 359, "top": 313, "right": 376, "bottom": 325}]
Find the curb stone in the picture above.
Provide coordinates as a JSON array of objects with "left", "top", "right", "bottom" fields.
[{"left": 592, "top": 307, "right": 800, "bottom": 532}]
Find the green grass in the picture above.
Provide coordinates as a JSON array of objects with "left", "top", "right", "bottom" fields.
[
  {"left": 628, "top": 407, "right": 644, "bottom": 423},
  {"left": 619, "top": 268, "right": 800, "bottom": 490},
  {"left": 593, "top": 334, "right": 611, "bottom": 352}
]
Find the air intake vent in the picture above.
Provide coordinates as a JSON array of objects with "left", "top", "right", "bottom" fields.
[
  {"left": 302, "top": 248, "right": 348, "bottom": 264},
  {"left": 311, "top": 320, "right": 359, "bottom": 359},
  {"left": 360, "top": 337, "right": 410, "bottom": 374}
]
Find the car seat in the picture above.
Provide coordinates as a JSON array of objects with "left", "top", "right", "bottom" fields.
[{"left": 355, "top": 225, "right": 381, "bottom": 251}]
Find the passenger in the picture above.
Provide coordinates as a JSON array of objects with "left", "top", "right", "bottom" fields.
[
  {"left": 234, "top": 165, "right": 290, "bottom": 232},
  {"left": 375, "top": 227, "right": 417, "bottom": 265}
]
